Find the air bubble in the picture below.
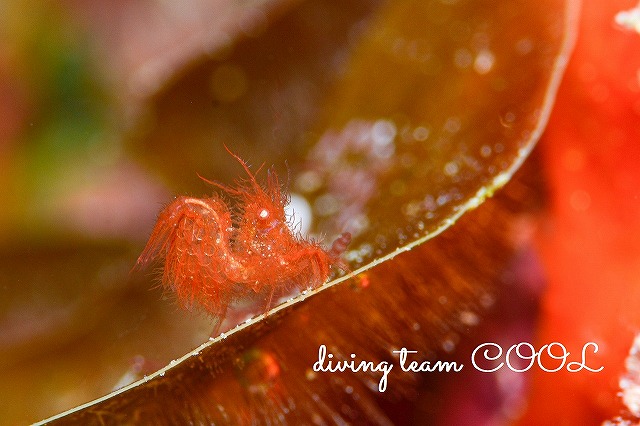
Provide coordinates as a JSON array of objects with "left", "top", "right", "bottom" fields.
[
  {"left": 474, "top": 49, "right": 495, "bottom": 74},
  {"left": 444, "top": 161, "right": 459, "bottom": 176},
  {"left": 437, "top": 194, "right": 450, "bottom": 206},
  {"left": 444, "top": 117, "right": 462, "bottom": 133},
  {"left": 442, "top": 339, "right": 456, "bottom": 353},
  {"left": 296, "top": 170, "right": 322, "bottom": 192},
  {"left": 480, "top": 145, "right": 492, "bottom": 157},
  {"left": 459, "top": 311, "right": 480, "bottom": 326},
  {"left": 372, "top": 119, "right": 397, "bottom": 147},
  {"left": 515, "top": 38, "right": 533, "bottom": 55},
  {"left": 412, "top": 126, "right": 430, "bottom": 141}
]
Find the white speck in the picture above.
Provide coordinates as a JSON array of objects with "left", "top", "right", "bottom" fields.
[
  {"left": 314, "top": 193, "right": 339, "bottom": 216},
  {"left": 220, "top": 333, "right": 226, "bottom": 339},
  {"left": 436, "top": 194, "right": 450, "bottom": 206},
  {"left": 423, "top": 195, "right": 436, "bottom": 211},
  {"left": 412, "top": 126, "right": 430, "bottom": 141},
  {"left": 346, "top": 213, "right": 370, "bottom": 237},
  {"left": 442, "top": 339, "right": 456, "bottom": 353},
  {"left": 402, "top": 201, "right": 421, "bottom": 218},
  {"left": 371, "top": 119, "right": 397, "bottom": 158},
  {"left": 493, "top": 173, "right": 509, "bottom": 188},
  {"left": 467, "top": 188, "right": 488, "bottom": 210},
  {"left": 500, "top": 112, "right": 516, "bottom": 127},
  {"left": 474, "top": 49, "right": 495, "bottom": 74},
  {"left": 459, "top": 311, "right": 480, "bottom": 326},
  {"left": 296, "top": 170, "right": 322, "bottom": 193},
  {"left": 616, "top": 6, "right": 640, "bottom": 33},
  {"left": 515, "top": 38, "right": 533, "bottom": 55},
  {"left": 444, "top": 117, "right": 462, "bottom": 133},
  {"left": 444, "top": 161, "right": 459, "bottom": 176},
  {"left": 348, "top": 243, "right": 373, "bottom": 263},
  {"left": 618, "top": 334, "right": 640, "bottom": 417}
]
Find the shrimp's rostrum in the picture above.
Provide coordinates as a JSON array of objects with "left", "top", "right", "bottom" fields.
[{"left": 136, "top": 150, "right": 351, "bottom": 319}]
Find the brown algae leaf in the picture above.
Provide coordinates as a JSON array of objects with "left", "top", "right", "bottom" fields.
[
  {"left": 36, "top": 0, "right": 578, "bottom": 423},
  {"left": 297, "top": 0, "right": 579, "bottom": 265},
  {"left": 40, "top": 149, "right": 546, "bottom": 425}
]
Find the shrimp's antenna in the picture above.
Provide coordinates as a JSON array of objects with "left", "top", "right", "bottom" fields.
[
  {"left": 198, "top": 144, "right": 264, "bottom": 195},
  {"left": 197, "top": 172, "right": 238, "bottom": 195},
  {"left": 284, "top": 159, "right": 292, "bottom": 191},
  {"left": 223, "top": 144, "right": 262, "bottom": 191}
]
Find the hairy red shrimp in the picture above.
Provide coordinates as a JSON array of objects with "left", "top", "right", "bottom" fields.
[{"left": 136, "top": 149, "right": 351, "bottom": 324}]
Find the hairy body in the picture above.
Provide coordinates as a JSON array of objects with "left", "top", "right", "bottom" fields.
[{"left": 136, "top": 150, "right": 350, "bottom": 321}]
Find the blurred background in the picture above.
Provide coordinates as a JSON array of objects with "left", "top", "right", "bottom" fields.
[{"left": 2, "top": 0, "right": 640, "bottom": 425}]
